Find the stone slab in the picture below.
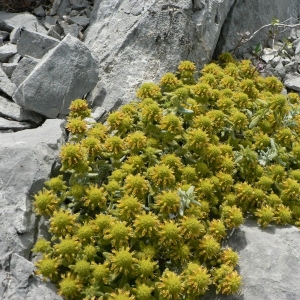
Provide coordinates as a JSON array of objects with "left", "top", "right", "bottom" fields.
[{"left": 17, "top": 30, "right": 60, "bottom": 59}]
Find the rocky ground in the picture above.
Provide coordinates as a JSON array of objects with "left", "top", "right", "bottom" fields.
[{"left": 1, "top": 1, "right": 300, "bottom": 299}]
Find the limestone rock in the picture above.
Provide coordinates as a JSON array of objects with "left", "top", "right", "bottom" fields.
[
  {"left": 215, "top": 0, "right": 300, "bottom": 57},
  {"left": 8, "top": 53, "right": 21, "bottom": 64},
  {"left": 10, "top": 28, "right": 21, "bottom": 44},
  {"left": 0, "top": 44, "right": 17, "bottom": 63},
  {"left": 13, "top": 34, "right": 99, "bottom": 118},
  {"left": 0, "top": 31, "right": 9, "bottom": 40},
  {"left": 59, "top": 21, "right": 79, "bottom": 38},
  {"left": 45, "top": 16, "right": 58, "bottom": 27},
  {"left": 293, "top": 36, "right": 300, "bottom": 56},
  {"left": 0, "top": 95, "right": 43, "bottom": 123},
  {"left": 261, "top": 48, "right": 278, "bottom": 63},
  {"left": 0, "top": 117, "right": 32, "bottom": 130},
  {"left": 70, "top": 0, "right": 90, "bottom": 10},
  {"left": 84, "top": 0, "right": 235, "bottom": 112},
  {"left": 275, "top": 62, "right": 286, "bottom": 79},
  {"left": 33, "top": 5, "right": 46, "bottom": 17},
  {"left": 0, "top": 19, "right": 13, "bottom": 32},
  {"left": 0, "top": 119, "right": 64, "bottom": 299},
  {"left": 11, "top": 56, "right": 39, "bottom": 87},
  {"left": 47, "top": 27, "right": 62, "bottom": 40},
  {"left": 201, "top": 219, "right": 300, "bottom": 300},
  {"left": 0, "top": 11, "right": 47, "bottom": 34},
  {"left": 1, "top": 62, "right": 18, "bottom": 78},
  {"left": 289, "top": 28, "right": 300, "bottom": 41},
  {"left": 50, "top": 0, "right": 71, "bottom": 17},
  {"left": 91, "top": 106, "right": 106, "bottom": 121},
  {"left": 17, "top": 30, "right": 60, "bottom": 59},
  {"left": 284, "top": 73, "right": 300, "bottom": 91},
  {"left": 69, "top": 16, "right": 90, "bottom": 28},
  {"left": 0, "top": 67, "right": 17, "bottom": 97}
]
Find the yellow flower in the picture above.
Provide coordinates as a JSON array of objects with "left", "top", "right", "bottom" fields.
[
  {"left": 35, "top": 255, "right": 59, "bottom": 281},
  {"left": 110, "top": 247, "right": 138, "bottom": 276},
  {"left": 84, "top": 185, "right": 107, "bottom": 210},
  {"left": 69, "top": 99, "right": 91, "bottom": 118},
  {"left": 49, "top": 209, "right": 78, "bottom": 237},
  {"left": 155, "top": 190, "right": 180, "bottom": 215},
  {"left": 58, "top": 272, "right": 83, "bottom": 299},
  {"left": 66, "top": 117, "right": 87, "bottom": 135},
  {"left": 156, "top": 269, "right": 183, "bottom": 300},
  {"left": 104, "top": 221, "right": 133, "bottom": 249},
  {"left": 133, "top": 212, "right": 160, "bottom": 238},
  {"left": 117, "top": 195, "right": 143, "bottom": 220},
  {"left": 136, "top": 82, "right": 162, "bottom": 100},
  {"left": 33, "top": 188, "right": 59, "bottom": 216},
  {"left": 147, "top": 164, "right": 175, "bottom": 188},
  {"left": 159, "top": 220, "right": 181, "bottom": 247},
  {"left": 125, "top": 131, "right": 147, "bottom": 151},
  {"left": 159, "top": 114, "right": 183, "bottom": 135},
  {"left": 182, "top": 263, "right": 211, "bottom": 297},
  {"left": 124, "top": 174, "right": 149, "bottom": 199}
]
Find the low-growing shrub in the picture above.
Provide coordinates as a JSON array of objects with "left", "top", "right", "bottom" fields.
[{"left": 32, "top": 53, "right": 300, "bottom": 299}]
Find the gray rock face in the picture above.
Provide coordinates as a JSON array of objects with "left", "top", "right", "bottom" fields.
[
  {"left": 13, "top": 34, "right": 99, "bottom": 118},
  {"left": 293, "top": 37, "right": 300, "bottom": 55},
  {"left": 0, "top": 95, "right": 43, "bottom": 123},
  {"left": 11, "top": 56, "right": 40, "bottom": 87},
  {"left": 10, "top": 27, "right": 21, "bottom": 44},
  {"left": 47, "top": 27, "right": 62, "bottom": 40},
  {"left": 0, "top": 119, "right": 64, "bottom": 299},
  {"left": 17, "top": 30, "right": 60, "bottom": 59},
  {"left": 1, "top": 62, "right": 18, "bottom": 78},
  {"left": 0, "top": 67, "right": 17, "bottom": 97},
  {"left": 284, "top": 73, "right": 300, "bottom": 91},
  {"left": 84, "top": 0, "right": 235, "bottom": 111},
  {"left": 0, "top": 11, "right": 47, "bottom": 34},
  {"left": 215, "top": 0, "right": 300, "bottom": 57},
  {"left": 0, "top": 30, "right": 9, "bottom": 40},
  {"left": 33, "top": 5, "right": 46, "bottom": 17},
  {"left": 8, "top": 53, "right": 21, "bottom": 64},
  {"left": 202, "top": 219, "right": 300, "bottom": 300},
  {"left": 0, "top": 117, "right": 32, "bottom": 130},
  {"left": 0, "top": 44, "right": 17, "bottom": 62},
  {"left": 69, "top": 16, "right": 90, "bottom": 28},
  {"left": 70, "top": 0, "right": 90, "bottom": 10},
  {"left": 50, "top": 0, "right": 71, "bottom": 17},
  {"left": 59, "top": 21, "right": 79, "bottom": 38}
]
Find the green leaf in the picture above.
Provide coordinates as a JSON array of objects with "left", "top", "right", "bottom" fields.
[
  {"left": 178, "top": 106, "right": 194, "bottom": 114},
  {"left": 254, "top": 42, "right": 262, "bottom": 54},
  {"left": 249, "top": 115, "right": 262, "bottom": 128}
]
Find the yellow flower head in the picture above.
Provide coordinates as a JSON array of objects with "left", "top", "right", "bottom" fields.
[
  {"left": 35, "top": 254, "right": 59, "bottom": 281},
  {"left": 156, "top": 270, "right": 183, "bottom": 300},
  {"left": 133, "top": 212, "right": 160, "bottom": 238},
  {"left": 110, "top": 247, "right": 138, "bottom": 276},
  {"left": 147, "top": 164, "right": 175, "bottom": 188}
]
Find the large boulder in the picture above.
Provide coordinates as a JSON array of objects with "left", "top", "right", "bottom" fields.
[
  {"left": 84, "top": 0, "right": 235, "bottom": 112},
  {"left": 214, "top": 0, "right": 300, "bottom": 57},
  {"left": 13, "top": 34, "right": 99, "bottom": 118},
  {"left": 0, "top": 119, "right": 65, "bottom": 300}
]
